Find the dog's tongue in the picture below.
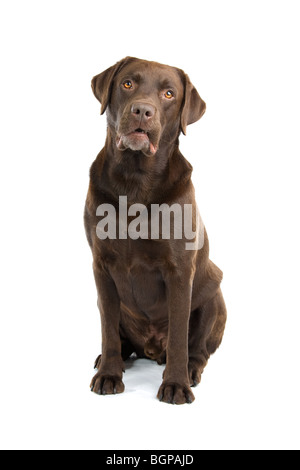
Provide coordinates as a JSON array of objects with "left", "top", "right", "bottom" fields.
[
  {"left": 116, "top": 136, "right": 123, "bottom": 149},
  {"left": 117, "top": 135, "right": 158, "bottom": 156},
  {"left": 149, "top": 142, "right": 158, "bottom": 155}
]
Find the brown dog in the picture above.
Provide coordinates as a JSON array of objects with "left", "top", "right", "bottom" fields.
[{"left": 84, "top": 57, "right": 227, "bottom": 404}]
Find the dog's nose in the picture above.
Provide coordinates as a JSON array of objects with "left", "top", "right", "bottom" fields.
[{"left": 131, "top": 102, "right": 155, "bottom": 121}]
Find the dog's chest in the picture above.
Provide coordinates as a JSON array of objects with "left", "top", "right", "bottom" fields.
[
  {"left": 103, "top": 240, "right": 168, "bottom": 316},
  {"left": 127, "top": 263, "right": 166, "bottom": 313}
]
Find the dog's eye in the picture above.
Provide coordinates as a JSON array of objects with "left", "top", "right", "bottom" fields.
[
  {"left": 164, "top": 90, "right": 174, "bottom": 99},
  {"left": 123, "top": 81, "right": 133, "bottom": 89}
]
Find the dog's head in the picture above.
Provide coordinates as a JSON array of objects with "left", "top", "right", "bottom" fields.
[{"left": 92, "top": 57, "right": 206, "bottom": 157}]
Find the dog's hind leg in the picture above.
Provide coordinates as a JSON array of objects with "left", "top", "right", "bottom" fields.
[{"left": 188, "top": 288, "right": 227, "bottom": 386}]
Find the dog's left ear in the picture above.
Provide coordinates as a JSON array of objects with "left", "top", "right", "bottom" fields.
[
  {"left": 180, "top": 73, "right": 206, "bottom": 135},
  {"left": 91, "top": 57, "right": 132, "bottom": 115}
]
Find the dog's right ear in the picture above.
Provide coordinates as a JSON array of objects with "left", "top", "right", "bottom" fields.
[{"left": 91, "top": 57, "right": 133, "bottom": 115}]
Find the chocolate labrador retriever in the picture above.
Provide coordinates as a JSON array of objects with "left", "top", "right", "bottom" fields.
[{"left": 84, "top": 57, "right": 227, "bottom": 404}]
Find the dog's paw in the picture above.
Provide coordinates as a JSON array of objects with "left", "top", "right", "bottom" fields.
[
  {"left": 90, "top": 372, "right": 125, "bottom": 396},
  {"left": 157, "top": 381, "right": 195, "bottom": 405},
  {"left": 188, "top": 358, "right": 204, "bottom": 387}
]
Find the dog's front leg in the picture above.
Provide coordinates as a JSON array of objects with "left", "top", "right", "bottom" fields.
[
  {"left": 158, "top": 275, "right": 195, "bottom": 405},
  {"left": 90, "top": 264, "right": 125, "bottom": 396}
]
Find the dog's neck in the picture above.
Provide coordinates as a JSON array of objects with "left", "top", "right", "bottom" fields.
[{"left": 92, "top": 128, "right": 192, "bottom": 205}]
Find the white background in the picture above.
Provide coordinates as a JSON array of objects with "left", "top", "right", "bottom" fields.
[{"left": 0, "top": 0, "right": 299, "bottom": 450}]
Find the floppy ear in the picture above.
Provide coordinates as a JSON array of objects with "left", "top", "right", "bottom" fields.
[
  {"left": 180, "top": 74, "right": 206, "bottom": 135},
  {"left": 91, "top": 57, "right": 132, "bottom": 115}
]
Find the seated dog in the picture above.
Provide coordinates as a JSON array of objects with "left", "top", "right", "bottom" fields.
[{"left": 85, "top": 57, "right": 227, "bottom": 404}]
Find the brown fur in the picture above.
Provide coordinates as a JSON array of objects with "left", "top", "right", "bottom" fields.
[{"left": 84, "top": 57, "right": 227, "bottom": 404}]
